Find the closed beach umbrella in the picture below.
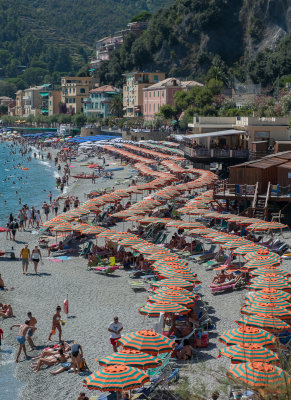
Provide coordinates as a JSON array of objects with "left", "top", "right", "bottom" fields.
[
  {"left": 148, "top": 291, "right": 194, "bottom": 307},
  {"left": 152, "top": 278, "right": 194, "bottom": 289},
  {"left": 83, "top": 364, "right": 149, "bottom": 391},
  {"left": 219, "top": 326, "right": 277, "bottom": 347},
  {"left": 241, "top": 302, "right": 291, "bottom": 319},
  {"left": 227, "top": 362, "right": 291, "bottom": 387},
  {"left": 98, "top": 349, "right": 162, "bottom": 369},
  {"left": 118, "top": 330, "right": 174, "bottom": 355},
  {"left": 219, "top": 343, "right": 279, "bottom": 363},
  {"left": 139, "top": 301, "right": 189, "bottom": 317},
  {"left": 235, "top": 314, "right": 290, "bottom": 333}
]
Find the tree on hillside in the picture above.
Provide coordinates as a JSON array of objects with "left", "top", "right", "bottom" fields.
[
  {"left": 130, "top": 11, "right": 152, "bottom": 22},
  {"left": 109, "top": 95, "right": 123, "bottom": 117},
  {"left": 0, "top": 81, "right": 17, "bottom": 98}
]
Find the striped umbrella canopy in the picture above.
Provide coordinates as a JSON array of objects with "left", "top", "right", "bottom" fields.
[
  {"left": 83, "top": 364, "right": 149, "bottom": 391},
  {"left": 98, "top": 349, "right": 162, "bottom": 370},
  {"left": 244, "top": 250, "right": 281, "bottom": 263},
  {"left": 51, "top": 224, "right": 73, "bottom": 232},
  {"left": 227, "top": 362, "right": 291, "bottom": 388},
  {"left": 219, "top": 343, "right": 279, "bottom": 363},
  {"left": 83, "top": 226, "right": 106, "bottom": 234},
  {"left": 236, "top": 314, "right": 291, "bottom": 333},
  {"left": 144, "top": 253, "right": 179, "bottom": 261},
  {"left": 154, "top": 287, "right": 197, "bottom": 298},
  {"left": 244, "top": 293, "right": 291, "bottom": 308},
  {"left": 248, "top": 222, "right": 288, "bottom": 231},
  {"left": 241, "top": 302, "right": 291, "bottom": 319},
  {"left": 233, "top": 244, "right": 266, "bottom": 255},
  {"left": 154, "top": 268, "right": 198, "bottom": 282},
  {"left": 249, "top": 278, "right": 291, "bottom": 291},
  {"left": 256, "top": 288, "right": 291, "bottom": 301},
  {"left": 222, "top": 241, "right": 251, "bottom": 250},
  {"left": 72, "top": 223, "right": 90, "bottom": 231},
  {"left": 139, "top": 301, "right": 189, "bottom": 317},
  {"left": 118, "top": 330, "right": 175, "bottom": 355},
  {"left": 250, "top": 268, "right": 290, "bottom": 278},
  {"left": 219, "top": 326, "right": 277, "bottom": 347},
  {"left": 211, "top": 235, "right": 244, "bottom": 244},
  {"left": 244, "top": 258, "right": 282, "bottom": 269},
  {"left": 251, "top": 275, "right": 290, "bottom": 284},
  {"left": 148, "top": 291, "right": 195, "bottom": 307},
  {"left": 119, "top": 239, "right": 145, "bottom": 247},
  {"left": 152, "top": 260, "right": 189, "bottom": 268},
  {"left": 152, "top": 278, "right": 194, "bottom": 289}
]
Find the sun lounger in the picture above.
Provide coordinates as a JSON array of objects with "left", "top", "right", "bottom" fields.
[
  {"left": 80, "top": 241, "right": 93, "bottom": 256},
  {"left": 130, "top": 280, "right": 146, "bottom": 291}
]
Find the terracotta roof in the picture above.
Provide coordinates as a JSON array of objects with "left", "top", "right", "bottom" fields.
[{"left": 90, "top": 85, "right": 119, "bottom": 93}]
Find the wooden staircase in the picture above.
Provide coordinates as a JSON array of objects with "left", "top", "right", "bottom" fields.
[{"left": 252, "top": 182, "right": 270, "bottom": 220}]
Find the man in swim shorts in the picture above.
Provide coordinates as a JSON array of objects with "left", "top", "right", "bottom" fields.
[
  {"left": 20, "top": 244, "right": 30, "bottom": 274},
  {"left": 108, "top": 316, "right": 123, "bottom": 352},
  {"left": 27, "top": 312, "right": 37, "bottom": 350},
  {"left": 10, "top": 321, "right": 30, "bottom": 362}
]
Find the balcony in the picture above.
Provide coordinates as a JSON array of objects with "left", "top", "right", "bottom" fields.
[{"left": 180, "top": 145, "right": 249, "bottom": 160}]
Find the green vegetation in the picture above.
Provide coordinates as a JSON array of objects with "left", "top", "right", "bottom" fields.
[{"left": 0, "top": 0, "right": 172, "bottom": 93}]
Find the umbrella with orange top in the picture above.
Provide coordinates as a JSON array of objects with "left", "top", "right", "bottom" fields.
[
  {"left": 227, "top": 362, "right": 291, "bottom": 388},
  {"left": 235, "top": 314, "right": 291, "bottom": 333},
  {"left": 241, "top": 302, "right": 291, "bottom": 319},
  {"left": 219, "top": 326, "right": 277, "bottom": 347},
  {"left": 233, "top": 244, "right": 266, "bottom": 255},
  {"left": 249, "top": 268, "right": 290, "bottom": 278},
  {"left": 148, "top": 291, "right": 195, "bottom": 307},
  {"left": 219, "top": 343, "right": 279, "bottom": 364},
  {"left": 244, "top": 257, "right": 281, "bottom": 269},
  {"left": 152, "top": 278, "right": 194, "bottom": 289},
  {"left": 83, "top": 364, "right": 149, "bottom": 392},
  {"left": 98, "top": 349, "right": 162, "bottom": 370},
  {"left": 139, "top": 301, "right": 189, "bottom": 317},
  {"left": 118, "top": 330, "right": 175, "bottom": 355},
  {"left": 154, "top": 267, "right": 198, "bottom": 282}
]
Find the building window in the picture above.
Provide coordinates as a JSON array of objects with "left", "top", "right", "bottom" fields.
[
  {"left": 154, "top": 92, "right": 155, "bottom": 97},
  {"left": 153, "top": 104, "right": 155, "bottom": 112},
  {"left": 149, "top": 92, "right": 151, "bottom": 98},
  {"left": 158, "top": 91, "right": 159, "bottom": 97},
  {"left": 154, "top": 75, "right": 159, "bottom": 82},
  {"left": 145, "top": 92, "right": 147, "bottom": 98},
  {"left": 80, "top": 88, "right": 85, "bottom": 94},
  {"left": 149, "top": 104, "right": 151, "bottom": 112},
  {"left": 145, "top": 104, "right": 147, "bottom": 112}
]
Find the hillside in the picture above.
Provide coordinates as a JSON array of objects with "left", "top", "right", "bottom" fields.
[
  {"left": 0, "top": 0, "right": 172, "bottom": 83},
  {"left": 98, "top": 0, "right": 291, "bottom": 88}
]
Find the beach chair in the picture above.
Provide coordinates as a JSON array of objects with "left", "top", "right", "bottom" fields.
[
  {"left": 158, "top": 233, "right": 167, "bottom": 244},
  {"left": 152, "top": 231, "right": 163, "bottom": 244},
  {"left": 80, "top": 241, "right": 93, "bottom": 256},
  {"left": 130, "top": 280, "right": 145, "bottom": 291}
]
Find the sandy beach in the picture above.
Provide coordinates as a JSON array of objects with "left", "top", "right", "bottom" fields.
[{"left": 1, "top": 143, "right": 291, "bottom": 400}]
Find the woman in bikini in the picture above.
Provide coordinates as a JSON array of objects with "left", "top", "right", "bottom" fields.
[{"left": 31, "top": 245, "right": 42, "bottom": 274}]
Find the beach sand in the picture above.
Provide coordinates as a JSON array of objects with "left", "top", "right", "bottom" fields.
[{"left": 1, "top": 147, "right": 290, "bottom": 400}]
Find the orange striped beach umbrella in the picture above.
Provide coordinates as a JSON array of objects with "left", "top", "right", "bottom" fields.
[
  {"left": 148, "top": 291, "right": 195, "bottom": 307},
  {"left": 248, "top": 278, "right": 291, "bottom": 291},
  {"left": 151, "top": 278, "right": 194, "bottom": 289},
  {"left": 83, "top": 226, "right": 106, "bottom": 234},
  {"left": 83, "top": 364, "right": 149, "bottom": 391},
  {"left": 227, "top": 362, "right": 291, "bottom": 388},
  {"left": 233, "top": 244, "right": 266, "bottom": 255},
  {"left": 98, "top": 349, "right": 162, "bottom": 370},
  {"left": 154, "top": 268, "right": 198, "bottom": 282},
  {"left": 154, "top": 287, "right": 198, "bottom": 298},
  {"left": 244, "top": 293, "right": 291, "bottom": 308},
  {"left": 244, "top": 257, "right": 282, "bottom": 269},
  {"left": 219, "top": 326, "right": 276, "bottom": 347},
  {"left": 249, "top": 268, "right": 290, "bottom": 278},
  {"left": 235, "top": 314, "right": 291, "bottom": 333},
  {"left": 256, "top": 288, "right": 291, "bottom": 301},
  {"left": 118, "top": 330, "right": 174, "bottom": 355},
  {"left": 219, "top": 343, "right": 279, "bottom": 364},
  {"left": 241, "top": 302, "right": 291, "bottom": 319},
  {"left": 139, "top": 301, "right": 189, "bottom": 317}
]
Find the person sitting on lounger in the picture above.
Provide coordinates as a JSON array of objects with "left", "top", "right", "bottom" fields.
[
  {"left": 48, "top": 241, "right": 64, "bottom": 256},
  {"left": 176, "top": 339, "right": 193, "bottom": 360},
  {"left": 168, "top": 319, "right": 194, "bottom": 338}
]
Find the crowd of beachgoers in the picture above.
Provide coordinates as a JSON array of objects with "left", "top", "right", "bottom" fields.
[{"left": 0, "top": 133, "right": 290, "bottom": 400}]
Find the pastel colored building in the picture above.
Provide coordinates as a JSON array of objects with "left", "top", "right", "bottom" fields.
[
  {"left": 39, "top": 84, "right": 61, "bottom": 116},
  {"left": 61, "top": 76, "right": 95, "bottom": 114},
  {"left": 123, "top": 71, "right": 165, "bottom": 117},
  {"left": 23, "top": 86, "right": 43, "bottom": 117},
  {"left": 143, "top": 78, "right": 204, "bottom": 120},
  {"left": 83, "top": 85, "right": 120, "bottom": 118}
]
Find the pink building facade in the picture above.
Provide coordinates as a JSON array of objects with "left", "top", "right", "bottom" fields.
[{"left": 143, "top": 78, "right": 204, "bottom": 120}]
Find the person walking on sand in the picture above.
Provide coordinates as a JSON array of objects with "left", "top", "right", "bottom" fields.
[
  {"left": 31, "top": 245, "right": 42, "bottom": 274},
  {"left": 10, "top": 321, "right": 30, "bottom": 362},
  {"left": 27, "top": 312, "right": 37, "bottom": 350},
  {"left": 20, "top": 244, "right": 30, "bottom": 274},
  {"left": 48, "top": 306, "right": 62, "bottom": 342},
  {"left": 108, "top": 316, "right": 123, "bottom": 352}
]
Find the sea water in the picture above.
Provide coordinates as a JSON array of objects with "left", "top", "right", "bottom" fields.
[
  {"left": 0, "top": 345, "right": 23, "bottom": 400},
  {"left": 0, "top": 142, "right": 59, "bottom": 225}
]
